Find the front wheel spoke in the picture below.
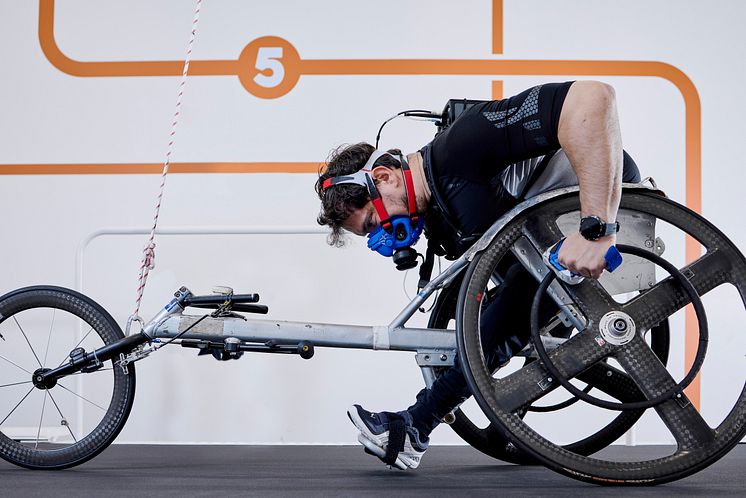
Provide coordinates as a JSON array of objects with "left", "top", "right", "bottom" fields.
[
  {"left": 42, "top": 308, "right": 56, "bottom": 366},
  {"left": 616, "top": 336, "right": 715, "bottom": 449},
  {"left": 624, "top": 248, "right": 731, "bottom": 331},
  {"left": 0, "top": 353, "right": 33, "bottom": 375},
  {"left": 0, "top": 380, "right": 34, "bottom": 388},
  {"left": 0, "top": 387, "right": 35, "bottom": 426},
  {"left": 47, "top": 391, "right": 77, "bottom": 443},
  {"left": 497, "top": 331, "right": 611, "bottom": 412},
  {"left": 35, "top": 391, "right": 49, "bottom": 449},
  {"left": 56, "top": 382, "right": 107, "bottom": 412},
  {"left": 14, "top": 316, "right": 43, "bottom": 368}
]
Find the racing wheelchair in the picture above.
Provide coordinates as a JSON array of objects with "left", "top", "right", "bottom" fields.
[{"left": 0, "top": 105, "right": 744, "bottom": 487}]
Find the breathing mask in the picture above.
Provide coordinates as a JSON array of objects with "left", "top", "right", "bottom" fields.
[{"left": 321, "top": 149, "right": 424, "bottom": 270}]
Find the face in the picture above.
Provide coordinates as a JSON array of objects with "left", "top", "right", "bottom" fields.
[
  {"left": 341, "top": 166, "right": 409, "bottom": 236},
  {"left": 343, "top": 203, "right": 378, "bottom": 237}
]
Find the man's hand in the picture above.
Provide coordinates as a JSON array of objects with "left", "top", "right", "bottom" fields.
[{"left": 557, "top": 231, "right": 615, "bottom": 280}]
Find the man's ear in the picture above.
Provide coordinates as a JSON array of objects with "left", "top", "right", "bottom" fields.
[{"left": 371, "top": 166, "right": 399, "bottom": 186}]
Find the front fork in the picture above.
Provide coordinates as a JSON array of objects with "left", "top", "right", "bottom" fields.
[
  {"left": 36, "top": 289, "right": 192, "bottom": 385},
  {"left": 34, "top": 332, "right": 150, "bottom": 386}
]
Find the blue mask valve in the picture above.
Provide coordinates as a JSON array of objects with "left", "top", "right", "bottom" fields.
[{"left": 367, "top": 215, "right": 424, "bottom": 258}]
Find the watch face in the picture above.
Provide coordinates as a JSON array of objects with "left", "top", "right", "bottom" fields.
[{"left": 580, "top": 216, "right": 603, "bottom": 240}]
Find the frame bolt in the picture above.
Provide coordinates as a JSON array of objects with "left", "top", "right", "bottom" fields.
[{"left": 440, "top": 354, "right": 448, "bottom": 361}]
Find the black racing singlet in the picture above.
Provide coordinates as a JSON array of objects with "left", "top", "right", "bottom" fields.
[{"left": 421, "top": 82, "right": 640, "bottom": 258}]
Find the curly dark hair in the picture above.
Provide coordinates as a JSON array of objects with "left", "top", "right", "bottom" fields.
[{"left": 315, "top": 143, "right": 402, "bottom": 246}]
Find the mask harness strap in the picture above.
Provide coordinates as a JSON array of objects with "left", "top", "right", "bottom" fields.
[{"left": 399, "top": 155, "right": 419, "bottom": 223}]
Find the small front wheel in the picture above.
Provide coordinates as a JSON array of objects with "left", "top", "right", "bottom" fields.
[{"left": 0, "top": 286, "right": 136, "bottom": 469}]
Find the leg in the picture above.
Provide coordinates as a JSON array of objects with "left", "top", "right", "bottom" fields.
[
  {"left": 347, "top": 262, "right": 560, "bottom": 468},
  {"left": 407, "top": 262, "right": 557, "bottom": 436}
]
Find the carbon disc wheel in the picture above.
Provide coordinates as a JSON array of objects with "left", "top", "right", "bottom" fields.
[
  {"left": 428, "top": 267, "right": 670, "bottom": 465},
  {"left": 457, "top": 190, "right": 746, "bottom": 485},
  {"left": 0, "top": 286, "right": 136, "bottom": 469}
]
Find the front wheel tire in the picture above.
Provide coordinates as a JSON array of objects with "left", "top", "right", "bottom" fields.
[{"left": 0, "top": 286, "right": 136, "bottom": 469}]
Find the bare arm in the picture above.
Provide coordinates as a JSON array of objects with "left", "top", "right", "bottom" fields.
[
  {"left": 557, "top": 81, "right": 623, "bottom": 279},
  {"left": 559, "top": 81, "right": 623, "bottom": 220}
]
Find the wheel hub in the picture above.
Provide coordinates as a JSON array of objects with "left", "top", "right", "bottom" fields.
[
  {"left": 598, "top": 311, "right": 636, "bottom": 346},
  {"left": 32, "top": 368, "right": 57, "bottom": 390}
]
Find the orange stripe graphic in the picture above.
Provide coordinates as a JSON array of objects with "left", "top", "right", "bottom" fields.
[
  {"left": 493, "top": 0, "right": 503, "bottom": 54},
  {"left": 492, "top": 80, "right": 503, "bottom": 100}
]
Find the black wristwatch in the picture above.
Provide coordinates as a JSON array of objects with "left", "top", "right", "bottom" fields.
[{"left": 579, "top": 215, "right": 620, "bottom": 241}]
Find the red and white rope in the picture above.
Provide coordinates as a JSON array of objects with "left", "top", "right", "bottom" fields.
[{"left": 127, "top": 0, "right": 202, "bottom": 333}]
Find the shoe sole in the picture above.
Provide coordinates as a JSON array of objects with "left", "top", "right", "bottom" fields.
[{"left": 347, "top": 406, "right": 407, "bottom": 470}]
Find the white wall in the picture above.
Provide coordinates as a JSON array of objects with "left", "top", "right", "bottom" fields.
[{"left": 0, "top": 0, "right": 744, "bottom": 445}]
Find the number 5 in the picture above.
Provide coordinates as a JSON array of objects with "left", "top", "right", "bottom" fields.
[{"left": 254, "top": 47, "right": 285, "bottom": 88}]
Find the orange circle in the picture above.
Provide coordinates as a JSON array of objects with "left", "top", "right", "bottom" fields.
[{"left": 237, "top": 37, "right": 301, "bottom": 99}]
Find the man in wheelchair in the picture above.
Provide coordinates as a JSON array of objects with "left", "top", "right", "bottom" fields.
[{"left": 315, "top": 81, "right": 642, "bottom": 470}]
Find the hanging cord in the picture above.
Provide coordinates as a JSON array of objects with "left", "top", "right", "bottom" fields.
[
  {"left": 126, "top": 0, "right": 203, "bottom": 335},
  {"left": 375, "top": 110, "right": 442, "bottom": 148}
]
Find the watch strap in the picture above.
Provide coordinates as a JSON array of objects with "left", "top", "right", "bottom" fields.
[{"left": 602, "top": 221, "right": 620, "bottom": 237}]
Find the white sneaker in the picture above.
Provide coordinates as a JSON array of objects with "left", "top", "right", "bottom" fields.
[{"left": 347, "top": 404, "right": 428, "bottom": 470}]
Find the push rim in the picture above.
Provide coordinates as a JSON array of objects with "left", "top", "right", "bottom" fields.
[{"left": 528, "top": 244, "right": 706, "bottom": 411}]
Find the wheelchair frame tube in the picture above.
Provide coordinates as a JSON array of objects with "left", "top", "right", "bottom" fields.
[
  {"left": 150, "top": 315, "right": 457, "bottom": 352},
  {"left": 389, "top": 257, "right": 468, "bottom": 328}
]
